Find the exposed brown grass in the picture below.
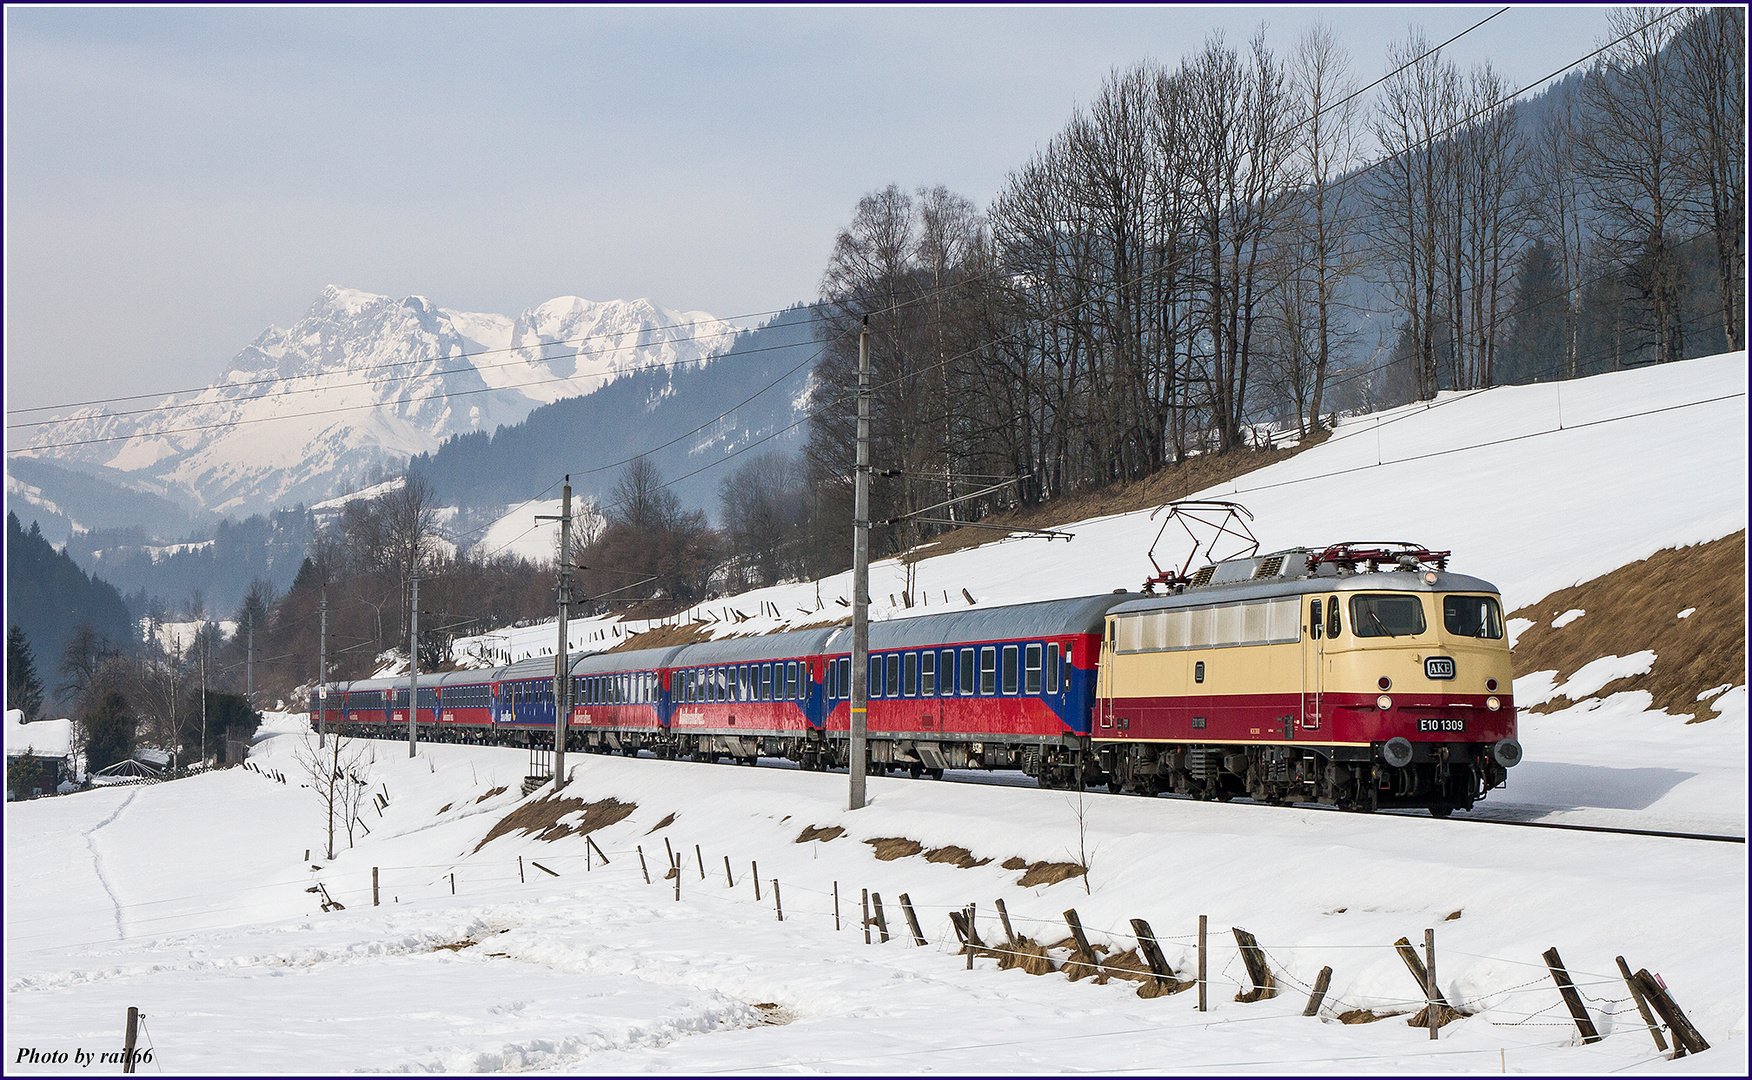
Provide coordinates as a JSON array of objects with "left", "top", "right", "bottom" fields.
[
  {"left": 474, "top": 795, "right": 636, "bottom": 853},
  {"left": 604, "top": 621, "right": 717, "bottom": 654},
  {"left": 796, "top": 825, "right": 845, "bottom": 843},
  {"left": 475, "top": 786, "right": 508, "bottom": 803},
  {"left": 1511, "top": 531, "right": 1746, "bottom": 722},
  {"left": 1339, "top": 1009, "right": 1407, "bottom": 1024},
  {"left": 1001, "top": 856, "right": 1028, "bottom": 871},
  {"left": 436, "top": 803, "right": 453, "bottom": 816},
  {"left": 866, "top": 837, "right": 924, "bottom": 861},
  {"left": 1016, "top": 860, "right": 1088, "bottom": 888},
  {"left": 431, "top": 938, "right": 475, "bottom": 952},
  {"left": 924, "top": 845, "right": 992, "bottom": 869},
  {"left": 646, "top": 812, "right": 676, "bottom": 834},
  {"left": 902, "top": 440, "right": 1322, "bottom": 568},
  {"left": 996, "top": 936, "right": 1056, "bottom": 976}
]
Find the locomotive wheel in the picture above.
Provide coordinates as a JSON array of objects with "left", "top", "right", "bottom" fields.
[
  {"left": 1107, "top": 779, "right": 1123, "bottom": 794},
  {"left": 908, "top": 764, "right": 923, "bottom": 779},
  {"left": 1428, "top": 805, "right": 1453, "bottom": 818},
  {"left": 926, "top": 768, "right": 944, "bottom": 781}
]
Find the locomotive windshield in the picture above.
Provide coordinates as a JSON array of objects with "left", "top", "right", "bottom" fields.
[
  {"left": 1349, "top": 594, "right": 1427, "bottom": 637},
  {"left": 1442, "top": 595, "right": 1504, "bottom": 638}
]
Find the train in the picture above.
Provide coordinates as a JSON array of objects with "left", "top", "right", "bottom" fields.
[{"left": 311, "top": 537, "right": 1522, "bottom": 816}]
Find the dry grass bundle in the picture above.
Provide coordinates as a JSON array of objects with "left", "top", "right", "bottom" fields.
[
  {"left": 475, "top": 786, "right": 508, "bottom": 803},
  {"left": 795, "top": 825, "right": 844, "bottom": 843},
  {"left": 866, "top": 837, "right": 924, "bottom": 860},
  {"left": 996, "top": 937, "right": 1056, "bottom": 976},
  {"left": 1338, "top": 1008, "right": 1407, "bottom": 1024},
  {"left": 474, "top": 795, "right": 635, "bottom": 852},
  {"left": 924, "top": 845, "right": 991, "bottom": 868},
  {"left": 645, "top": 812, "right": 676, "bottom": 833},
  {"left": 1016, "top": 861, "right": 1087, "bottom": 887}
]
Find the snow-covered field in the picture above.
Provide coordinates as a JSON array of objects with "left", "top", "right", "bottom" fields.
[
  {"left": 6, "top": 354, "right": 1745, "bottom": 1074},
  {"left": 4, "top": 706, "right": 1744, "bottom": 1074}
]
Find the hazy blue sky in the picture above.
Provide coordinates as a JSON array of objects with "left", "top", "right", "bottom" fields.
[{"left": 6, "top": 5, "right": 1616, "bottom": 411}]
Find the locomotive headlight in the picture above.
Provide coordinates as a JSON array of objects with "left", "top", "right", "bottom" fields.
[
  {"left": 1423, "top": 572, "right": 1439, "bottom": 585},
  {"left": 1378, "top": 677, "right": 1392, "bottom": 690},
  {"left": 1486, "top": 696, "right": 1501, "bottom": 711},
  {"left": 1376, "top": 694, "right": 1393, "bottom": 711}
]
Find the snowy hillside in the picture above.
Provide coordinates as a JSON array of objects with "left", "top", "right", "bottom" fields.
[
  {"left": 6, "top": 353, "right": 1746, "bottom": 1073},
  {"left": 462, "top": 351, "right": 1747, "bottom": 661},
  {"left": 17, "top": 286, "right": 740, "bottom": 518},
  {"left": 4, "top": 709, "right": 1743, "bottom": 1073}
]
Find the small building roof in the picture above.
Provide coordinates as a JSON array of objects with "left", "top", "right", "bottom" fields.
[{"left": 6, "top": 710, "right": 74, "bottom": 759}]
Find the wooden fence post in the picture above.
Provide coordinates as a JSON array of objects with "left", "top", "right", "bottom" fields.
[
  {"left": 373, "top": 866, "right": 380, "bottom": 906},
  {"left": 753, "top": 862, "right": 760, "bottom": 901},
  {"left": 834, "top": 881, "right": 841, "bottom": 931},
  {"left": 1305, "top": 966, "right": 1333, "bottom": 1017},
  {"left": 773, "top": 880, "right": 782, "bottom": 921},
  {"left": 1231, "top": 927, "right": 1276, "bottom": 1001},
  {"left": 696, "top": 844, "right": 705, "bottom": 880},
  {"left": 1616, "top": 957, "right": 1668, "bottom": 1053},
  {"left": 995, "top": 898, "right": 1016, "bottom": 943},
  {"left": 862, "top": 888, "right": 871, "bottom": 944},
  {"left": 899, "top": 893, "right": 926, "bottom": 946},
  {"left": 638, "top": 845, "right": 650, "bottom": 884},
  {"left": 122, "top": 1007, "right": 139, "bottom": 1074},
  {"left": 1542, "top": 947, "right": 1601, "bottom": 1044},
  {"left": 871, "top": 892, "right": 890, "bottom": 942},
  {"left": 725, "top": 855, "right": 734, "bottom": 888},
  {"left": 663, "top": 837, "right": 674, "bottom": 867},
  {"left": 1198, "top": 915, "right": 1207, "bottom": 1012},
  {"left": 1631, "top": 968, "right": 1710, "bottom": 1056},
  {"left": 588, "top": 835, "right": 608, "bottom": 865},
  {"left": 1395, "top": 936, "right": 1457, "bottom": 1029},
  {"left": 1130, "top": 918, "right": 1174, "bottom": 989},
  {"left": 673, "top": 854, "right": 681, "bottom": 902},
  {"left": 1425, "top": 929, "right": 1438, "bottom": 1040},
  {"left": 518, "top": 856, "right": 524, "bottom": 884}
]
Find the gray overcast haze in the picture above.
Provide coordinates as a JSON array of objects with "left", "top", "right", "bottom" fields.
[{"left": 6, "top": 5, "right": 1616, "bottom": 412}]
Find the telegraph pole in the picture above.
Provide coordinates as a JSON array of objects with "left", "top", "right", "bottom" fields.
[
  {"left": 850, "top": 318, "right": 870, "bottom": 811},
  {"left": 199, "top": 632, "right": 208, "bottom": 767},
  {"left": 540, "top": 478, "right": 575, "bottom": 790},
  {"left": 318, "top": 586, "right": 328, "bottom": 748},
  {"left": 408, "top": 565, "right": 419, "bottom": 758},
  {"left": 246, "top": 610, "right": 254, "bottom": 710}
]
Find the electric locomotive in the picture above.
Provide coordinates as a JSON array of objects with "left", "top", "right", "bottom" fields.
[{"left": 1095, "top": 542, "right": 1520, "bottom": 814}]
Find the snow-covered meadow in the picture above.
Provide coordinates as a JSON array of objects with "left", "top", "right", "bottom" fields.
[{"left": 6, "top": 353, "right": 1745, "bottom": 1073}]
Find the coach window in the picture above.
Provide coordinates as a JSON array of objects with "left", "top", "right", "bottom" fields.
[
  {"left": 980, "top": 647, "right": 998, "bottom": 695},
  {"left": 960, "top": 649, "right": 975, "bottom": 695},
  {"left": 1046, "top": 643, "right": 1061, "bottom": 693},
  {"left": 838, "top": 658, "right": 851, "bottom": 698},
  {"left": 904, "top": 652, "right": 919, "bottom": 696},
  {"left": 921, "top": 651, "right": 937, "bottom": 696},
  {"left": 1025, "top": 644, "right": 1042, "bottom": 694},
  {"left": 883, "top": 653, "right": 898, "bottom": 697},
  {"left": 869, "top": 658, "right": 883, "bottom": 698}
]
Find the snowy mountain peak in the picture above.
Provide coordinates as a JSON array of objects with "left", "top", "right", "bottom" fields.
[{"left": 21, "top": 288, "right": 743, "bottom": 518}]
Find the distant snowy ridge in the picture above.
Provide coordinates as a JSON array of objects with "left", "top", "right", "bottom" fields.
[{"left": 19, "top": 286, "right": 740, "bottom": 518}]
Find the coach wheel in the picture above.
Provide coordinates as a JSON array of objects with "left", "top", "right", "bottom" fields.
[
  {"left": 1107, "top": 779, "right": 1123, "bottom": 794},
  {"left": 908, "top": 764, "right": 922, "bottom": 779},
  {"left": 1428, "top": 804, "right": 1453, "bottom": 818}
]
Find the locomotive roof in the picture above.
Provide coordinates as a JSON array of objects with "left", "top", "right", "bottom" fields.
[{"left": 1110, "top": 567, "right": 1500, "bottom": 615}]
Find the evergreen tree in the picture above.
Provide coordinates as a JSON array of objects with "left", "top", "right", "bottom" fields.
[
  {"left": 1498, "top": 240, "right": 1569, "bottom": 385},
  {"left": 83, "top": 689, "right": 135, "bottom": 774},
  {"left": 7, "top": 625, "right": 45, "bottom": 720}
]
